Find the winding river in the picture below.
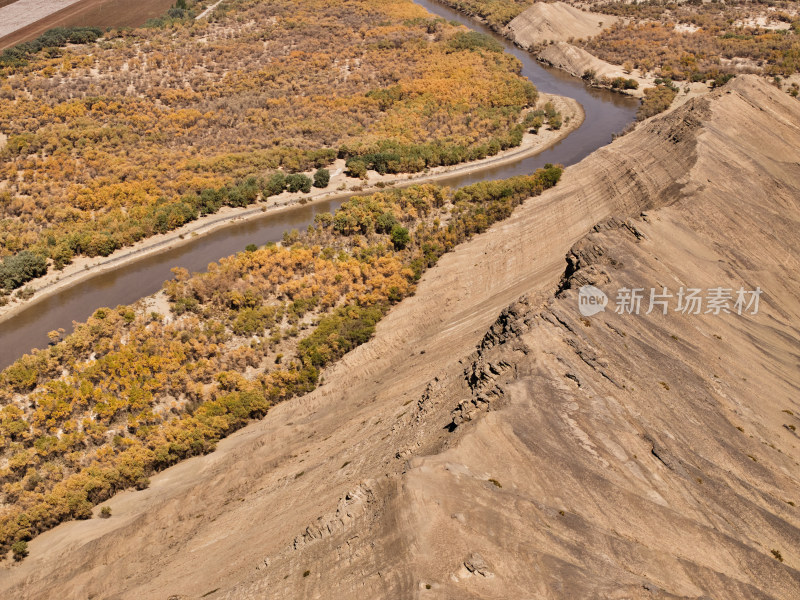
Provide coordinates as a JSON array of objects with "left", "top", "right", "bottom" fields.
[{"left": 0, "top": 0, "right": 638, "bottom": 370}]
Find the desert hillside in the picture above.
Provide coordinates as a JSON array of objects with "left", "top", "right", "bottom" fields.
[
  {"left": 505, "top": 1, "right": 617, "bottom": 45},
  {"left": 2, "top": 75, "right": 799, "bottom": 599}
]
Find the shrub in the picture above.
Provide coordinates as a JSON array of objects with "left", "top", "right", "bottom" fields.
[
  {"left": 298, "top": 304, "right": 386, "bottom": 368},
  {"left": 375, "top": 212, "right": 398, "bottom": 234},
  {"left": 390, "top": 225, "right": 411, "bottom": 250},
  {"left": 711, "top": 73, "right": 735, "bottom": 89},
  {"left": 100, "top": 506, "right": 112, "bottom": 518},
  {"left": 637, "top": 85, "right": 678, "bottom": 121},
  {"left": 447, "top": 31, "right": 503, "bottom": 54},
  {"left": 0, "top": 251, "right": 48, "bottom": 291},
  {"left": 610, "top": 77, "right": 639, "bottom": 90},
  {"left": 0, "top": 27, "right": 102, "bottom": 68},
  {"left": 346, "top": 159, "right": 368, "bottom": 179},
  {"left": 263, "top": 172, "right": 287, "bottom": 197},
  {"left": 286, "top": 174, "right": 312, "bottom": 194},
  {"left": 313, "top": 168, "right": 330, "bottom": 188},
  {"left": 11, "top": 540, "right": 28, "bottom": 561}
]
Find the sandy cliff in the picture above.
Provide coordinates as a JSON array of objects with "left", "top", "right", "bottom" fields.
[
  {"left": 2, "top": 75, "right": 799, "bottom": 599},
  {"left": 505, "top": 1, "right": 617, "bottom": 45}
]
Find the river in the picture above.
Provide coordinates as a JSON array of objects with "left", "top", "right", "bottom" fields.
[{"left": 0, "top": 0, "right": 638, "bottom": 370}]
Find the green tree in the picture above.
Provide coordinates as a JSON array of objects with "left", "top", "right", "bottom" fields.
[
  {"left": 390, "top": 225, "right": 410, "bottom": 250},
  {"left": 375, "top": 212, "right": 398, "bottom": 234},
  {"left": 313, "top": 168, "right": 330, "bottom": 188},
  {"left": 346, "top": 159, "right": 368, "bottom": 179},
  {"left": 263, "top": 172, "right": 287, "bottom": 197},
  {"left": 0, "top": 251, "right": 48, "bottom": 291},
  {"left": 286, "top": 174, "right": 313, "bottom": 194}
]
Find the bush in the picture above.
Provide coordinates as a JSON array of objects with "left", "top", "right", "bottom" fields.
[
  {"left": 51, "top": 244, "right": 74, "bottom": 270},
  {"left": 286, "top": 174, "right": 312, "bottom": 194},
  {"left": 637, "top": 85, "right": 678, "bottom": 121},
  {"left": 610, "top": 77, "right": 639, "bottom": 90},
  {"left": 711, "top": 73, "right": 735, "bottom": 89},
  {"left": 298, "top": 304, "right": 386, "bottom": 368},
  {"left": 390, "top": 225, "right": 411, "bottom": 250},
  {"left": 263, "top": 172, "right": 287, "bottom": 197},
  {"left": 11, "top": 540, "right": 28, "bottom": 561},
  {"left": 375, "top": 212, "right": 398, "bottom": 234},
  {"left": 447, "top": 31, "right": 503, "bottom": 54},
  {"left": 100, "top": 506, "right": 112, "bottom": 518},
  {"left": 313, "top": 168, "right": 330, "bottom": 188},
  {"left": 0, "top": 251, "right": 48, "bottom": 291},
  {"left": 345, "top": 159, "right": 368, "bottom": 179}
]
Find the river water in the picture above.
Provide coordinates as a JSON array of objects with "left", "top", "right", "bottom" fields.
[{"left": 0, "top": 0, "right": 637, "bottom": 370}]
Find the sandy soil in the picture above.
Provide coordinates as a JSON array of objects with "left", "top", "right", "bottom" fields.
[
  {"left": 506, "top": 1, "right": 618, "bottom": 44},
  {"left": 669, "top": 80, "right": 716, "bottom": 110},
  {"left": 0, "top": 94, "right": 582, "bottom": 326},
  {"left": 537, "top": 41, "right": 654, "bottom": 97},
  {"left": 195, "top": 0, "right": 223, "bottom": 20},
  {"left": 2, "top": 75, "right": 797, "bottom": 600},
  {"left": 735, "top": 15, "right": 792, "bottom": 30}
]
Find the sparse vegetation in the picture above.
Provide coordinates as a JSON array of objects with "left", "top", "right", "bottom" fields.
[{"left": 580, "top": 12, "right": 800, "bottom": 81}]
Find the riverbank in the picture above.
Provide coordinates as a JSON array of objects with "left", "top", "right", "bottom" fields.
[
  {"left": 430, "top": 0, "right": 653, "bottom": 98},
  {"left": 0, "top": 93, "right": 583, "bottom": 328}
]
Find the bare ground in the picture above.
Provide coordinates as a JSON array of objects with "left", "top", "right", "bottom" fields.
[{"left": 506, "top": 1, "right": 618, "bottom": 45}]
